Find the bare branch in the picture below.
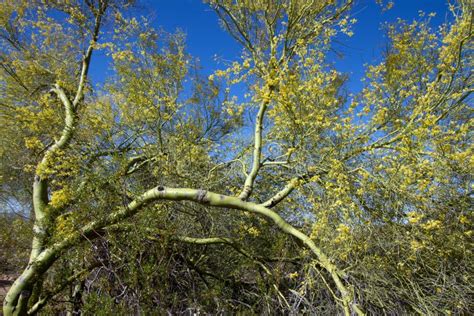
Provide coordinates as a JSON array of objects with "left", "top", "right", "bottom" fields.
[
  {"left": 72, "top": 1, "right": 108, "bottom": 108},
  {"left": 238, "top": 91, "right": 273, "bottom": 200},
  {"left": 261, "top": 177, "right": 299, "bottom": 208}
]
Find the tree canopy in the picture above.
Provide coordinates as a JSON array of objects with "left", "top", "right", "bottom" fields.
[{"left": 1, "top": 0, "right": 472, "bottom": 315}]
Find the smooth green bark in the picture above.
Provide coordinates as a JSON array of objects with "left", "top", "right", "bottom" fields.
[{"left": 4, "top": 186, "right": 363, "bottom": 315}]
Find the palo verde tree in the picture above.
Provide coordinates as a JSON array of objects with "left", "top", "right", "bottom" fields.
[{"left": 1, "top": 0, "right": 472, "bottom": 315}]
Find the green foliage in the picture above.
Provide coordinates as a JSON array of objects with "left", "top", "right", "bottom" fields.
[{"left": 1, "top": 0, "right": 472, "bottom": 315}]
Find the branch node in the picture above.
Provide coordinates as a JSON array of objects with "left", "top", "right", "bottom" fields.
[{"left": 196, "top": 189, "right": 208, "bottom": 203}]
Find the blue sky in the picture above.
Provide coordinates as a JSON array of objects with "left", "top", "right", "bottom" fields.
[
  {"left": 146, "top": 0, "right": 449, "bottom": 91},
  {"left": 89, "top": 0, "right": 450, "bottom": 94}
]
